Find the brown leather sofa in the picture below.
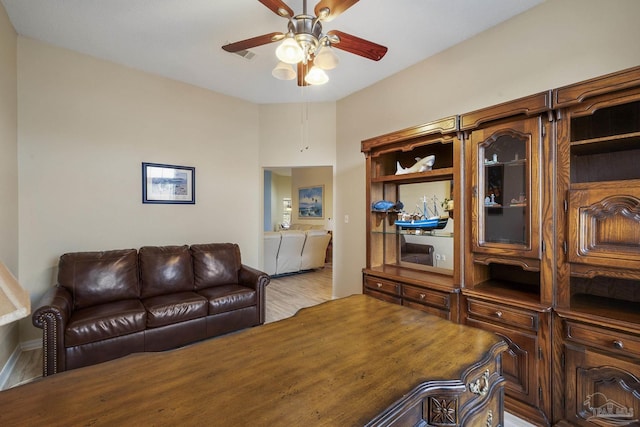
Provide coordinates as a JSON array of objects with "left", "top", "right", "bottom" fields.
[
  {"left": 400, "top": 235, "right": 434, "bottom": 266},
  {"left": 32, "top": 243, "right": 269, "bottom": 376}
]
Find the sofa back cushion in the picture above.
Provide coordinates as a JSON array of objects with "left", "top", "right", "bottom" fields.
[
  {"left": 191, "top": 243, "right": 241, "bottom": 289},
  {"left": 58, "top": 249, "right": 139, "bottom": 310},
  {"left": 139, "top": 245, "right": 194, "bottom": 298}
]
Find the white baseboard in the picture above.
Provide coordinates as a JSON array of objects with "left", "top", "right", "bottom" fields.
[
  {"left": 21, "top": 338, "right": 42, "bottom": 351},
  {"left": 0, "top": 339, "right": 41, "bottom": 390},
  {"left": 0, "top": 344, "right": 21, "bottom": 390},
  {"left": 505, "top": 412, "right": 537, "bottom": 427}
]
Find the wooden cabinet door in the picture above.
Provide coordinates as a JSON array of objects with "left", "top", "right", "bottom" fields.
[
  {"left": 567, "top": 181, "right": 640, "bottom": 270},
  {"left": 459, "top": 389, "right": 504, "bottom": 427},
  {"left": 464, "top": 296, "right": 553, "bottom": 425},
  {"left": 562, "top": 344, "right": 640, "bottom": 426},
  {"left": 469, "top": 116, "right": 542, "bottom": 259},
  {"left": 464, "top": 317, "right": 538, "bottom": 409}
]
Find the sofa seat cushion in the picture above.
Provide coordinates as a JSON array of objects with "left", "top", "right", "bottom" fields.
[
  {"left": 65, "top": 299, "right": 146, "bottom": 347},
  {"left": 198, "top": 285, "right": 257, "bottom": 315},
  {"left": 142, "top": 292, "right": 208, "bottom": 328}
]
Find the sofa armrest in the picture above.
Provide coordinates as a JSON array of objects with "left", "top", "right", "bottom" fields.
[
  {"left": 238, "top": 264, "right": 270, "bottom": 324},
  {"left": 404, "top": 243, "right": 434, "bottom": 254},
  {"left": 32, "top": 286, "right": 72, "bottom": 376}
]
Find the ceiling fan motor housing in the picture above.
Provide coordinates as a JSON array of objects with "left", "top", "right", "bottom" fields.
[{"left": 289, "top": 14, "right": 323, "bottom": 60}]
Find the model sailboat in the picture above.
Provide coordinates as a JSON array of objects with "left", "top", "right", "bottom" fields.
[{"left": 394, "top": 196, "right": 449, "bottom": 230}]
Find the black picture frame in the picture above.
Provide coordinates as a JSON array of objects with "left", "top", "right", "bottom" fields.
[{"left": 142, "top": 162, "right": 195, "bottom": 204}]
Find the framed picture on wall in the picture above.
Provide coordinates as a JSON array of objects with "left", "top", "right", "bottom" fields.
[
  {"left": 142, "top": 162, "right": 195, "bottom": 204},
  {"left": 298, "top": 185, "right": 324, "bottom": 219}
]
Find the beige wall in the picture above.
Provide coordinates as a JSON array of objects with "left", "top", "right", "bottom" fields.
[
  {"left": 259, "top": 102, "right": 336, "bottom": 168},
  {"left": 0, "top": 1, "right": 19, "bottom": 374},
  {"left": 17, "top": 37, "right": 261, "bottom": 342},
  {"left": 334, "top": 0, "right": 640, "bottom": 297}
]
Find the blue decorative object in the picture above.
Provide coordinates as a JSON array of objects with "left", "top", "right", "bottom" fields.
[
  {"left": 372, "top": 200, "right": 404, "bottom": 212},
  {"left": 394, "top": 217, "right": 448, "bottom": 230}
]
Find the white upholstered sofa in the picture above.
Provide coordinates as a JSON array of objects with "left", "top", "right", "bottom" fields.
[{"left": 263, "top": 229, "right": 331, "bottom": 276}]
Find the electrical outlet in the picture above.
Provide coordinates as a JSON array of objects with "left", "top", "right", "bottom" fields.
[
  {"left": 435, "top": 254, "right": 442, "bottom": 261},
  {"left": 344, "top": 214, "right": 349, "bottom": 223}
]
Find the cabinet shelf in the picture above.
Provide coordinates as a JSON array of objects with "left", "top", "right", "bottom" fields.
[
  {"left": 364, "top": 266, "right": 456, "bottom": 293},
  {"left": 484, "top": 204, "right": 526, "bottom": 209},
  {"left": 484, "top": 159, "right": 527, "bottom": 167},
  {"left": 372, "top": 230, "right": 454, "bottom": 238},
  {"left": 568, "top": 294, "right": 640, "bottom": 327},
  {"left": 570, "top": 131, "right": 640, "bottom": 150},
  {"left": 371, "top": 167, "right": 454, "bottom": 184},
  {"left": 464, "top": 280, "right": 544, "bottom": 311},
  {"left": 569, "top": 126, "right": 640, "bottom": 183},
  {"left": 569, "top": 178, "right": 640, "bottom": 191}
]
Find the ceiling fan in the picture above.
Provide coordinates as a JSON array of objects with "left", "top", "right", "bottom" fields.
[{"left": 222, "top": 0, "right": 388, "bottom": 86}]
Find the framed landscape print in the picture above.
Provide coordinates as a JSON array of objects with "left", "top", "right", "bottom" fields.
[
  {"left": 142, "top": 162, "right": 195, "bottom": 204},
  {"left": 298, "top": 185, "right": 323, "bottom": 219}
]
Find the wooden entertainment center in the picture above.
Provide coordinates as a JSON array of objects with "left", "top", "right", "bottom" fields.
[{"left": 361, "top": 65, "right": 640, "bottom": 426}]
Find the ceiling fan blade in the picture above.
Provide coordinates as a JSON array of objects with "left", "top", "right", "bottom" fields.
[
  {"left": 327, "top": 30, "right": 387, "bottom": 61},
  {"left": 297, "top": 61, "right": 311, "bottom": 87},
  {"left": 222, "top": 32, "right": 284, "bottom": 53},
  {"left": 314, "top": 0, "right": 359, "bottom": 22},
  {"left": 258, "top": 0, "right": 294, "bottom": 18}
]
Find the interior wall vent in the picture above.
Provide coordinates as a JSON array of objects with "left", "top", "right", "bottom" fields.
[{"left": 233, "top": 49, "right": 256, "bottom": 60}]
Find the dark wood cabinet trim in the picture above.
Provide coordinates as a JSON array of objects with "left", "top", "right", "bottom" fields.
[
  {"left": 553, "top": 65, "right": 640, "bottom": 108},
  {"left": 460, "top": 91, "right": 552, "bottom": 131}
]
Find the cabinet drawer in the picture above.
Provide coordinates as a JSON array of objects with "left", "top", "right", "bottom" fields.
[
  {"left": 364, "top": 288, "right": 402, "bottom": 305},
  {"left": 402, "top": 285, "right": 450, "bottom": 310},
  {"left": 565, "top": 321, "right": 640, "bottom": 359},
  {"left": 364, "top": 276, "right": 400, "bottom": 295},
  {"left": 467, "top": 299, "right": 538, "bottom": 332}
]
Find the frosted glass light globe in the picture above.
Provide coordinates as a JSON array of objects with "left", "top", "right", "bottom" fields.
[
  {"left": 304, "top": 66, "right": 329, "bottom": 85},
  {"left": 276, "top": 38, "right": 304, "bottom": 64}
]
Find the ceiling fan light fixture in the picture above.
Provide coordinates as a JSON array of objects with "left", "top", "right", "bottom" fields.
[
  {"left": 276, "top": 36, "right": 304, "bottom": 64},
  {"left": 313, "top": 44, "right": 339, "bottom": 70},
  {"left": 272, "top": 61, "right": 297, "bottom": 80},
  {"left": 304, "top": 66, "right": 329, "bottom": 85},
  {"left": 223, "top": 1, "right": 387, "bottom": 88}
]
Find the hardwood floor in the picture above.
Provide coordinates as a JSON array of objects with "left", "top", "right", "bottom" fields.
[
  {"left": 2, "top": 265, "right": 334, "bottom": 390},
  {"left": 1, "top": 265, "right": 534, "bottom": 426},
  {"left": 265, "top": 264, "right": 333, "bottom": 323}
]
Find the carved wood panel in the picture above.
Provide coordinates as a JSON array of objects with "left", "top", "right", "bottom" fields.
[
  {"left": 568, "top": 184, "right": 640, "bottom": 269},
  {"left": 564, "top": 344, "right": 640, "bottom": 426}
]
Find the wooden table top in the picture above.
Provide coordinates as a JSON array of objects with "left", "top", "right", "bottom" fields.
[{"left": 0, "top": 295, "right": 505, "bottom": 426}]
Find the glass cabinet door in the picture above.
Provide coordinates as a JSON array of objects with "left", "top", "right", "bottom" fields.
[{"left": 470, "top": 117, "right": 542, "bottom": 259}]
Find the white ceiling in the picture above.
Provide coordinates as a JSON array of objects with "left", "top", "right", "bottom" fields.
[{"left": 1, "top": 0, "right": 543, "bottom": 104}]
